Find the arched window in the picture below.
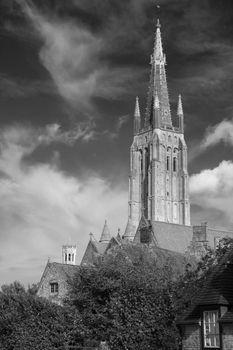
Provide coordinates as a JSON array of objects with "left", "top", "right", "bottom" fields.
[
  {"left": 68, "top": 253, "right": 71, "bottom": 261},
  {"left": 65, "top": 253, "right": 67, "bottom": 262},
  {"left": 173, "top": 158, "right": 177, "bottom": 172},
  {"left": 167, "top": 156, "right": 169, "bottom": 171}
]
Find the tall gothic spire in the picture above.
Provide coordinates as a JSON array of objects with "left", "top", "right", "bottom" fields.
[
  {"left": 145, "top": 19, "right": 171, "bottom": 128},
  {"left": 134, "top": 96, "right": 141, "bottom": 135}
]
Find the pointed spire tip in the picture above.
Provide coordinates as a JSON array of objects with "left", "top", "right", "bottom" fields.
[
  {"left": 156, "top": 18, "right": 161, "bottom": 28},
  {"left": 177, "top": 94, "right": 183, "bottom": 115},
  {"left": 134, "top": 96, "right": 140, "bottom": 118}
]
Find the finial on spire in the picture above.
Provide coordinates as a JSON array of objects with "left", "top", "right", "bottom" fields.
[
  {"left": 177, "top": 94, "right": 183, "bottom": 115},
  {"left": 153, "top": 18, "right": 164, "bottom": 62}
]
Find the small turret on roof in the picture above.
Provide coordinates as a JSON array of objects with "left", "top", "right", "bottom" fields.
[{"left": 99, "top": 220, "right": 111, "bottom": 243}]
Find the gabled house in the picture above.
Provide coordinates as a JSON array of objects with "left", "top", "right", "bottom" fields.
[
  {"left": 37, "top": 260, "right": 79, "bottom": 305},
  {"left": 178, "top": 248, "right": 233, "bottom": 350}
]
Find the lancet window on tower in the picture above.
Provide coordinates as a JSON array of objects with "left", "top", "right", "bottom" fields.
[
  {"left": 167, "top": 156, "right": 169, "bottom": 171},
  {"left": 173, "top": 157, "right": 177, "bottom": 172}
]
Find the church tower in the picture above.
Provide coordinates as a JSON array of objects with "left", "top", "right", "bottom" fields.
[{"left": 124, "top": 19, "right": 190, "bottom": 240}]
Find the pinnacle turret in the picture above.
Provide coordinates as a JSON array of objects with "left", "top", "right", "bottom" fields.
[
  {"left": 177, "top": 94, "right": 183, "bottom": 115},
  {"left": 177, "top": 94, "right": 184, "bottom": 133},
  {"left": 99, "top": 220, "right": 111, "bottom": 243},
  {"left": 134, "top": 96, "right": 141, "bottom": 135}
]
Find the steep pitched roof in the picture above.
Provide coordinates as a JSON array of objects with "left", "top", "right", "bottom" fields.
[
  {"left": 134, "top": 219, "right": 193, "bottom": 254},
  {"left": 178, "top": 248, "right": 233, "bottom": 325},
  {"left": 197, "top": 250, "right": 233, "bottom": 306},
  {"left": 37, "top": 261, "right": 79, "bottom": 292},
  {"left": 99, "top": 220, "right": 111, "bottom": 243},
  {"left": 152, "top": 221, "right": 193, "bottom": 254}
]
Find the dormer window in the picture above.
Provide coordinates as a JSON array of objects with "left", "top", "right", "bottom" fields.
[
  {"left": 203, "top": 310, "right": 220, "bottom": 348},
  {"left": 50, "top": 282, "right": 58, "bottom": 294}
]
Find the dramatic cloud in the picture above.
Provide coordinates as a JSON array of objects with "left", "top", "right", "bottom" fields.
[
  {"left": 17, "top": 0, "right": 144, "bottom": 113},
  {"left": 190, "top": 160, "right": 233, "bottom": 226},
  {"left": 201, "top": 119, "right": 233, "bottom": 149},
  {"left": 0, "top": 125, "right": 127, "bottom": 285}
]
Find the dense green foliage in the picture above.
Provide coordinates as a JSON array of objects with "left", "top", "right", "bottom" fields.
[
  {"left": 0, "top": 282, "right": 74, "bottom": 350},
  {"left": 1, "top": 238, "right": 233, "bottom": 350},
  {"left": 67, "top": 244, "right": 185, "bottom": 350}
]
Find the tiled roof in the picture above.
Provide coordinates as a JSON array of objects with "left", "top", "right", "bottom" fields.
[
  {"left": 197, "top": 257, "right": 233, "bottom": 306},
  {"left": 48, "top": 262, "right": 79, "bottom": 277},
  {"left": 99, "top": 220, "right": 111, "bottom": 243},
  {"left": 178, "top": 248, "right": 233, "bottom": 324},
  {"left": 151, "top": 221, "right": 193, "bottom": 254},
  {"left": 93, "top": 241, "right": 109, "bottom": 255},
  {"left": 219, "top": 308, "right": 233, "bottom": 323}
]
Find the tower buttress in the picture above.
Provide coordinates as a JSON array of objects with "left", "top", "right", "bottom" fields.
[{"left": 124, "top": 19, "right": 190, "bottom": 241}]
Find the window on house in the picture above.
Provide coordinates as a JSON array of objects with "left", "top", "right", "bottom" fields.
[
  {"left": 203, "top": 311, "right": 220, "bottom": 348},
  {"left": 64, "top": 253, "right": 67, "bottom": 262},
  {"left": 72, "top": 253, "right": 74, "bottom": 262},
  {"left": 68, "top": 253, "right": 71, "bottom": 261},
  {"left": 50, "top": 282, "right": 58, "bottom": 294}
]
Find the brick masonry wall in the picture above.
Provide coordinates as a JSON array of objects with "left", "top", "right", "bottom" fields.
[
  {"left": 182, "top": 325, "right": 201, "bottom": 350},
  {"left": 37, "top": 263, "right": 68, "bottom": 305},
  {"left": 222, "top": 324, "right": 233, "bottom": 350}
]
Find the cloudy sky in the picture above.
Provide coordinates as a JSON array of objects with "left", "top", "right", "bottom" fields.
[{"left": 1, "top": 0, "right": 233, "bottom": 285}]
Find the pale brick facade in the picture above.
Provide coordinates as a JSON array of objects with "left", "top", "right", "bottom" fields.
[
  {"left": 222, "top": 324, "right": 233, "bottom": 350},
  {"left": 37, "top": 261, "right": 78, "bottom": 304},
  {"left": 181, "top": 325, "right": 201, "bottom": 350}
]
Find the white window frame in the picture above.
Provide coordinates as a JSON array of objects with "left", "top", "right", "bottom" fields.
[{"left": 203, "top": 310, "right": 220, "bottom": 348}]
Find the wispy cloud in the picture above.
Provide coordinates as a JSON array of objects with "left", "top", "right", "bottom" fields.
[
  {"left": 201, "top": 119, "right": 233, "bottom": 149},
  {"left": 0, "top": 124, "right": 127, "bottom": 285},
  {"left": 0, "top": 74, "right": 54, "bottom": 98},
  {"left": 17, "top": 0, "right": 144, "bottom": 114}
]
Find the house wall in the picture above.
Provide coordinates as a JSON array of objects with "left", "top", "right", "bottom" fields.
[
  {"left": 222, "top": 324, "right": 233, "bottom": 350},
  {"left": 182, "top": 324, "right": 201, "bottom": 350},
  {"left": 37, "top": 264, "right": 68, "bottom": 305}
]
